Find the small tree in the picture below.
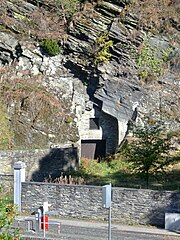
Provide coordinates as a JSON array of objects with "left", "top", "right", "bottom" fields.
[
  {"left": 93, "top": 31, "right": 113, "bottom": 64},
  {"left": 124, "top": 120, "right": 173, "bottom": 188}
]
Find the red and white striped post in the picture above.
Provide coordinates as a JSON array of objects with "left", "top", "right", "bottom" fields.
[{"left": 57, "top": 223, "right": 60, "bottom": 235}]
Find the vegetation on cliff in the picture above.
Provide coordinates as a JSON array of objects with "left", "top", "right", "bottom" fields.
[
  {"left": 0, "top": 101, "right": 14, "bottom": 149},
  {"left": 130, "top": 0, "right": 179, "bottom": 35},
  {"left": 0, "top": 65, "right": 78, "bottom": 149},
  {"left": 40, "top": 38, "right": 61, "bottom": 56},
  {"left": 93, "top": 31, "right": 114, "bottom": 64},
  {"left": 132, "top": 36, "right": 172, "bottom": 81},
  {"left": 0, "top": 0, "right": 179, "bottom": 182}
]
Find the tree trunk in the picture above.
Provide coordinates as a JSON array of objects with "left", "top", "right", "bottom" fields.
[{"left": 146, "top": 170, "right": 149, "bottom": 189}]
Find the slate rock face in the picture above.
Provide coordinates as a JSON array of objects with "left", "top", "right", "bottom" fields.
[
  {"left": 0, "top": 33, "right": 82, "bottom": 148},
  {"left": 0, "top": 32, "right": 19, "bottom": 64},
  {"left": 0, "top": 0, "right": 179, "bottom": 150},
  {"left": 64, "top": 0, "right": 144, "bottom": 143}
]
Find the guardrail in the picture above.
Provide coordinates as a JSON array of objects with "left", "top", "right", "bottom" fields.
[
  {"left": 17, "top": 219, "right": 34, "bottom": 231},
  {"left": 17, "top": 219, "right": 61, "bottom": 236}
]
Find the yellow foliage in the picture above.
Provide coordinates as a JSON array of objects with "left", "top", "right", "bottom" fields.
[{"left": 94, "top": 31, "right": 113, "bottom": 64}]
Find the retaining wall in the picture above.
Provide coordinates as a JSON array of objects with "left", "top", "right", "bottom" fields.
[
  {"left": 21, "top": 182, "right": 180, "bottom": 227},
  {"left": 0, "top": 174, "right": 13, "bottom": 191},
  {"left": 0, "top": 147, "right": 79, "bottom": 182}
]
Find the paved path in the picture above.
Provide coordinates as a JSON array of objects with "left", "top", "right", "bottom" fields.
[
  {"left": 52, "top": 218, "right": 180, "bottom": 236},
  {"left": 16, "top": 216, "right": 180, "bottom": 239}
]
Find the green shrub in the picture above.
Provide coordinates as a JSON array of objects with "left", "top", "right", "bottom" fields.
[
  {"left": 136, "top": 42, "right": 162, "bottom": 80},
  {"left": 132, "top": 36, "right": 171, "bottom": 81},
  {"left": 0, "top": 186, "right": 19, "bottom": 239},
  {"left": 40, "top": 39, "right": 61, "bottom": 56}
]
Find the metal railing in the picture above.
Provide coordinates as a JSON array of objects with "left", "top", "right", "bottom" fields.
[{"left": 17, "top": 219, "right": 61, "bottom": 236}]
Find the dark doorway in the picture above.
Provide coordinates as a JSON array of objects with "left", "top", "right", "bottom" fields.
[{"left": 81, "top": 140, "right": 106, "bottom": 160}]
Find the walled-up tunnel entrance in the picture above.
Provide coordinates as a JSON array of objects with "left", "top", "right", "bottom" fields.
[{"left": 81, "top": 139, "right": 106, "bottom": 160}]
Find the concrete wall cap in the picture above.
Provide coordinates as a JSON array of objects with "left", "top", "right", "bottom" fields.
[{"left": 13, "top": 161, "right": 26, "bottom": 169}]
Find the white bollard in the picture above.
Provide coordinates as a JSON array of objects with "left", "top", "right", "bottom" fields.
[
  {"left": 13, "top": 161, "right": 26, "bottom": 212},
  {"left": 58, "top": 223, "right": 60, "bottom": 235}
]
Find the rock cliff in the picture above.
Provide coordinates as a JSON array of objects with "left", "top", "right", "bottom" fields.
[{"left": 0, "top": 0, "right": 179, "bottom": 151}]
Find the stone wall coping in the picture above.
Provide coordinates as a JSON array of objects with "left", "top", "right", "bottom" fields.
[
  {"left": 0, "top": 147, "right": 77, "bottom": 154},
  {"left": 112, "top": 186, "right": 176, "bottom": 193},
  {"left": 0, "top": 149, "right": 48, "bottom": 154},
  {"left": 22, "top": 182, "right": 179, "bottom": 194},
  {"left": 22, "top": 182, "right": 103, "bottom": 189}
]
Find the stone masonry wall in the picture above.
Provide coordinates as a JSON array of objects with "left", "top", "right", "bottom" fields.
[
  {"left": 0, "top": 174, "right": 13, "bottom": 191},
  {"left": 21, "top": 182, "right": 180, "bottom": 227},
  {"left": 79, "top": 106, "right": 118, "bottom": 154},
  {"left": 0, "top": 147, "right": 79, "bottom": 182}
]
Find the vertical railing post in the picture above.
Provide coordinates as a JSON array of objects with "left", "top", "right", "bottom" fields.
[
  {"left": 13, "top": 161, "right": 26, "bottom": 212},
  {"left": 102, "top": 183, "right": 112, "bottom": 240}
]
